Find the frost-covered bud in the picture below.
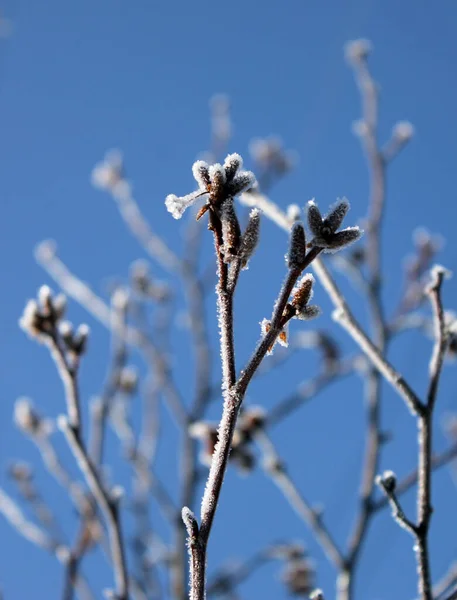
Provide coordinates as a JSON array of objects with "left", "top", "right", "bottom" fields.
[
  {"left": 230, "top": 445, "right": 255, "bottom": 474},
  {"left": 72, "top": 324, "right": 90, "bottom": 355},
  {"left": 261, "top": 318, "right": 289, "bottom": 355},
  {"left": 263, "top": 454, "right": 284, "bottom": 474},
  {"left": 220, "top": 199, "right": 241, "bottom": 262},
  {"left": 324, "top": 198, "right": 350, "bottom": 233},
  {"left": 53, "top": 294, "right": 67, "bottom": 320},
  {"left": 306, "top": 199, "right": 362, "bottom": 253},
  {"left": 287, "top": 204, "right": 302, "bottom": 223},
  {"left": 182, "top": 506, "right": 199, "bottom": 539},
  {"left": 288, "top": 222, "right": 306, "bottom": 268},
  {"left": 59, "top": 320, "right": 74, "bottom": 345},
  {"left": 282, "top": 558, "right": 315, "bottom": 596},
  {"left": 110, "top": 486, "right": 125, "bottom": 505},
  {"left": 189, "top": 422, "right": 218, "bottom": 467},
  {"left": 192, "top": 160, "right": 211, "bottom": 191},
  {"left": 238, "top": 406, "right": 266, "bottom": 438},
  {"left": 165, "top": 192, "right": 202, "bottom": 220},
  {"left": 208, "top": 164, "right": 226, "bottom": 201},
  {"left": 290, "top": 274, "right": 321, "bottom": 321},
  {"left": 227, "top": 170, "right": 256, "bottom": 197},
  {"left": 130, "top": 264, "right": 150, "bottom": 298},
  {"left": 239, "top": 208, "right": 261, "bottom": 269},
  {"left": 376, "top": 470, "right": 397, "bottom": 494},
  {"left": 291, "top": 274, "right": 314, "bottom": 311},
  {"left": 9, "top": 461, "right": 33, "bottom": 482},
  {"left": 431, "top": 263, "right": 452, "bottom": 281},
  {"left": 19, "top": 300, "right": 43, "bottom": 338},
  {"left": 111, "top": 286, "right": 129, "bottom": 311},
  {"left": 14, "top": 398, "right": 43, "bottom": 436},
  {"left": 223, "top": 153, "right": 243, "bottom": 182},
  {"left": 392, "top": 121, "right": 414, "bottom": 143},
  {"left": 344, "top": 39, "right": 372, "bottom": 64},
  {"left": 295, "top": 305, "right": 321, "bottom": 321},
  {"left": 35, "top": 240, "right": 57, "bottom": 263},
  {"left": 38, "top": 285, "right": 53, "bottom": 317},
  {"left": 91, "top": 149, "right": 125, "bottom": 193},
  {"left": 306, "top": 200, "right": 323, "bottom": 238},
  {"left": 310, "top": 589, "right": 325, "bottom": 600},
  {"left": 118, "top": 367, "right": 139, "bottom": 394}
]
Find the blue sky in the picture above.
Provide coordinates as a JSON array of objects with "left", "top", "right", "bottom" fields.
[{"left": 1, "top": 1, "right": 457, "bottom": 598}]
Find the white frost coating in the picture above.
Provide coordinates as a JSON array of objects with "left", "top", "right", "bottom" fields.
[
  {"left": 223, "top": 153, "right": 243, "bottom": 177},
  {"left": 14, "top": 398, "right": 39, "bottom": 433},
  {"left": 165, "top": 193, "right": 201, "bottom": 219},
  {"left": 19, "top": 299, "right": 40, "bottom": 337},
  {"left": 208, "top": 163, "right": 226, "bottom": 184},
  {"left": 229, "top": 171, "right": 256, "bottom": 195},
  {"left": 287, "top": 204, "right": 301, "bottom": 222},
  {"left": 192, "top": 160, "right": 210, "bottom": 190},
  {"left": 431, "top": 263, "right": 452, "bottom": 281},
  {"left": 239, "top": 208, "right": 261, "bottom": 269},
  {"left": 189, "top": 421, "right": 212, "bottom": 439},
  {"left": 292, "top": 273, "right": 315, "bottom": 304},
  {"left": 38, "top": 285, "right": 52, "bottom": 307},
  {"left": 325, "top": 197, "right": 350, "bottom": 223},
  {"left": 296, "top": 304, "right": 321, "bottom": 321},
  {"left": 288, "top": 222, "right": 306, "bottom": 267},
  {"left": 392, "top": 121, "right": 415, "bottom": 142},
  {"left": 59, "top": 320, "right": 73, "bottom": 337},
  {"left": 344, "top": 39, "right": 372, "bottom": 63},
  {"left": 91, "top": 149, "right": 124, "bottom": 191}
]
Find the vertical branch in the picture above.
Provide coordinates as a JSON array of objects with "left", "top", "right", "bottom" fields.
[
  {"left": 338, "top": 40, "right": 386, "bottom": 599},
  {"left": 256, "top": 431, "right": 345, "bottom": 570},
  {"left": 415, "top": 266, "right": 448, "bottom": 599},
  {"left": 37, "top": 324, "right": 130, "bottom": 600}
]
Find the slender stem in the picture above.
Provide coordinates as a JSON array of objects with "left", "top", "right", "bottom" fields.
[
  {"left": 256, "top": 431, "right": 345, "bottom": 570},
  {"left": 414, "top": 269, "right": 447, "bottom": 600},
  {"left": 372, "top": 441, "right": 457, "bottom": 512},
  {"left": 46, "top": 333, "right": 129, "bottom": 600},
  {"left": 185, "top": 217, "right": 321, "bottom": 598},
  {"left": 235, "top": 248, "right": 321, "bottom": 399},
  {"left": 338, "top": 52, "right": 387, "bottom": 600},
  {"left": 61, "top": 420, "right": 129, "bottom": 600}
]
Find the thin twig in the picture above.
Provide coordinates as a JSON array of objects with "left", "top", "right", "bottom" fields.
[
  {"left": 256, "top": 431, "right": 345, "bottom": 570},
  {"left": 414, "top": 268, "right": 448, "bottom": 599},
  {"left": 46, "top": 333, "right": 129, "bottom": 600}
]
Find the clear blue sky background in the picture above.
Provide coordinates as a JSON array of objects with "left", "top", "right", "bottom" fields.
[{"left": 1, "top": 1, "right": 457, "bottom": 598}]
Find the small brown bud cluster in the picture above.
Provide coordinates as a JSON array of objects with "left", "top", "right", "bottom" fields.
[
  {"left": 20, "top": 286, "right": 90, "bottom": 358},
  {"left": 59, "top": 322, "right": 90, "bottom": 356},
  {"left": 261, "top": 275, "right": 321, "bottom": 355},
  {"left": 130, "top": 260, "right": 170, "bottom": 301},
  {"left": 249, "top": 136, "right": 297, "bottom": 181},
  {"left": 189, "top": 407, "right": 265, "bottom": 474},
  {"left": 117, "top": 367, "right": 139, "bottom": 395},
  {"left": 376, "top": 470, "right": 397, "bottom": 494},
  {"left": 277, "top": 545, "right": 316, "bottom": 597},
  {"left": 306, "top": 199, "right": 362, "bottom": 254},
  {"left": 19, "top": 286, "right": 66, "bottom": 341},
  {"left": 8, "top": 462, "right": 33, "bottom": 482},
  {"left": 91, "top": 149, "right": 130, "bottom": 199},
  {"left": 14, "top": 398, "right": 48, "bottom": 438},
  {"left": 400, "top": 228, "right": 443, "bottom": 314},
  {"left": 166, "top": 153, "right": 255, "bottom": 220}
]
